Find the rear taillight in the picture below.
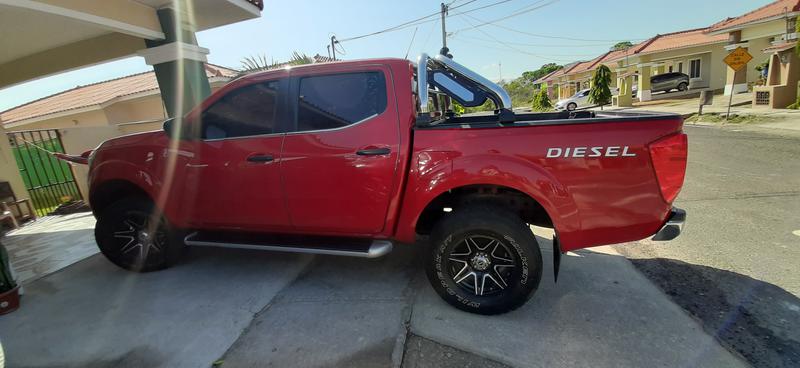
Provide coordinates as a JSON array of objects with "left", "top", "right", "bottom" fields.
[{"left": 648, "top": 133, "right": 688, "bottom": 203}]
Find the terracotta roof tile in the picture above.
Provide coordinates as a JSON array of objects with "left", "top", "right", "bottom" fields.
[
  {"left": 541, "top": 62, "right": 580, "bottom": 82},
  {"left": 636, "top": 28, "right": 727, "bottom": 54},
  {"left": 709, "top": 0, "right": 800, "bottom": 32},
  {"left": 533, "top": 68, "right": 562, "bottom": 84},
  {"left": 1, "top": 64, "right": 236, "bottom": 125}
]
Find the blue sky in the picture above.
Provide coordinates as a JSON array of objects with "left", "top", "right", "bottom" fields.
[{"left": 0, "top": 0, "right": 770, "bottom": 111}]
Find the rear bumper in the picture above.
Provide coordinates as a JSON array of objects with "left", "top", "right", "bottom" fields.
[{"left": 651, "top": 208, "right": 685, "bottom": 241}]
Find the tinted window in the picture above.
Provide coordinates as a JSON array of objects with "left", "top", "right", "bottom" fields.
[
  {"left": 201, "top": 80, "right": 280, "bottom": 139},
  {"left": 296, "top": 72, "right": 386, "bottom": 132}
]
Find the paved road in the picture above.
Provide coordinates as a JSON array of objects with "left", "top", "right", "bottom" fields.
[{"left": 614, "top": 124, "right": 800, "bottom": 368}]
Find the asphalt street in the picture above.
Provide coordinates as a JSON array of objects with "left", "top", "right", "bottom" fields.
[{"left": 614, "top": 123, "right": 800, "bottom": 368}]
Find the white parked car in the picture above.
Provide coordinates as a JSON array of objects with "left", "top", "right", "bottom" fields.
[
  {"left": 554, "top": 89, "right": 590, "bottom": 111},
  {"left": 555, "top": 87, "right": 625, "bottom": 111}
]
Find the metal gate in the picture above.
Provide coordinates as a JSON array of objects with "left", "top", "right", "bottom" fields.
[{"left": 6, "top": 129, "right": 83, "bottom": 217}]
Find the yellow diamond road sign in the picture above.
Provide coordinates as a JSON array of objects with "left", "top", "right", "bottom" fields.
[{"left": 724, "top": 47, "right": 753, "bottom": 72}]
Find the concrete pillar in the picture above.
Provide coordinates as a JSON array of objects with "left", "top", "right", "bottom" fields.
[
  {"left": 638, "top": 64, "right": 652, "bottom": 101},
  {"left": 724, "top": 30, "right": 749, "bottom": 96},
  {"left": 614, "top": 74, "right": 633, "bottom": 107},
  {"left": 724, "top": 62, "right": 748, "bottom": 95},
  {"left": 138, "top": 8, "right": 211, "bottom": 118}
]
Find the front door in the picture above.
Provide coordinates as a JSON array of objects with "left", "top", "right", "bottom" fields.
[
  {"left": 280, "top": 68, "right": 400, "bottom": 235},
  {"left": 183, "top": 78, "right": 292, "bottom": 231}
]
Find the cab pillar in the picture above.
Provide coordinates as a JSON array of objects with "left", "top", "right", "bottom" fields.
[{"left": 137, "top": 7, "right": 211, "bottom": 118}]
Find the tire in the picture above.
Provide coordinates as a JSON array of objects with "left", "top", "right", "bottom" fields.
[
  {"left": 566, "top": 102, "right": 577, "bottom": 111},
  {"left": 426, "top": 205, "right": 543, "bottom": 315},
  {"left": 677, "top": 82, "right": 688, "bottom": 92},
  {"left": 95, "top": 197, "right": 184, "bottom": 272}
]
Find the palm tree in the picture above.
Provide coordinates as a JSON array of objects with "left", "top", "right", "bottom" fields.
[{"left": 238, "top": 51, "right": 313, "bottom": 76}]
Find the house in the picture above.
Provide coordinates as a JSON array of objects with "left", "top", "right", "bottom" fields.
[
  {"left": 707, "top": 0, "right": 800, "bottom": 108},
  {"left": 0, "top": 64, "right": 237, "bottom": 133},
  {"left": 536, "top": 1, "right": 797, "bottom": 109}
]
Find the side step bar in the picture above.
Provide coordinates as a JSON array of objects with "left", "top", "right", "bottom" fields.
[{"left": 183, "top": 232, "right": 393, "bottom": 258}]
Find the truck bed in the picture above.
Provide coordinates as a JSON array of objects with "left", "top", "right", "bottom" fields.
[
  {"left": 418, "top": 110, "right": 682, "bottom": 129},
  {"left": 398, "top": 110, "right": 685, "bottom": 251}
]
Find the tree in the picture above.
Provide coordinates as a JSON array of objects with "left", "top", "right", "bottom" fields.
[
  {"left": 589, "top": 65, "right": 613, "bottom": 109},
  {"left": 611, "top": 41, "right": 634, "bottom": 51},
  {"left": 521, "top": 63, "right": 562, "bottom": 85},
  {"left": 531, "top": 87, "right": 552, "bottom": 111}
]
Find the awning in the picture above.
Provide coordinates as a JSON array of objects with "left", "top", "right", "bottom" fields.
[{"left": 762, "top": 41, "right": 797, "bottom": 54}]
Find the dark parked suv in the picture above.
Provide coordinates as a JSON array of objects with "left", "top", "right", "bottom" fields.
[{"left": 651, "top": 72, "right": 690, "bottom": 93}]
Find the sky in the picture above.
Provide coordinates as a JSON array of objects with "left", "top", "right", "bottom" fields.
[{"left": 0, "top": 0, "right": 771, "bottom": 112}]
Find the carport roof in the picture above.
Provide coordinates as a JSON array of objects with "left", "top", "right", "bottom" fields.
[{"left": 0, "top": 64, "right": 236, "bottom": 125}]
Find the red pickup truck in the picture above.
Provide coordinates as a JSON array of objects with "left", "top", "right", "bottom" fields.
[{"left": 86, "top": 54, "right": 687, "bottom": 314}]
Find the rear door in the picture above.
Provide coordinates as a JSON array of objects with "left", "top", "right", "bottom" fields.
[
  {"left": 280, "top": 66, "right": 400, "bottom": 234},
  {"left": 182, "top": 78, "right": 292, "bottom": 231}
]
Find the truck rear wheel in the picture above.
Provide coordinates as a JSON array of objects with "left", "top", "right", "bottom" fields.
[
  {"left": 95, "top": 197, "right": 183, "bottom": 272},
  {"left": 426, "top": 205, "right": 543, "bottom": 315}
]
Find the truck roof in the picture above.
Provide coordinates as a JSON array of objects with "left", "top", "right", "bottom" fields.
[{"left": 235, "top": 57, "right": 413, "bottom": 83}]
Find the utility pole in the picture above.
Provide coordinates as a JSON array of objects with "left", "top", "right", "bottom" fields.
[
  {"left": 439, "top": 3, "right": 452, "bottom": 58},
  {"left": 498, "top": 62, "right": 502, "bottom": 82},
  {"left": 330, "top": 35, "right": 338, "bottom": 61}
]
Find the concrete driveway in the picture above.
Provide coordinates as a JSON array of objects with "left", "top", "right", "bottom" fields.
[{"left": 0, "top": 221, "right": 746, "bottom": 368}]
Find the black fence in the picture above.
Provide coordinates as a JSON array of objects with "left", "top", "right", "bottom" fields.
[{"left": 6, "top": 129, "right": 83, "bottom": 217}]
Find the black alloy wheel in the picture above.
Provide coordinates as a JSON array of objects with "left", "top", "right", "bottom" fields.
[{"left": 95, "top": 197, "right": 182, "bottom": 272}]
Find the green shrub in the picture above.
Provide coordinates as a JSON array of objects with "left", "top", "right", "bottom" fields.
[{"left": 531, "top": 88, "right": 552, "bottom": 111}]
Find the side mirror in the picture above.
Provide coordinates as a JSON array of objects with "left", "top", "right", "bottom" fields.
[
  {"left": 162, "top": 118, "right": 177, "bottom": 138},
  {"left": 163, "top": 117, "right": 199, "bottom": 140},
  {"left": 428, "top": 70, "right": 488, "bottom": 107}
]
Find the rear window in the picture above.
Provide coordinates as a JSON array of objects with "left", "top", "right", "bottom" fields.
[{"left": 295, "top": 72, "right": 386, "bottom": 132}]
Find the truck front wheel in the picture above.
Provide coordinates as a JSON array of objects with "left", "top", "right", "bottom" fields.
[
  {"left": 426, "top": 205, "right": 543, "bottom": 315},
  {"left": 95, "top": 197, "right": 183, "bottom": 272}
]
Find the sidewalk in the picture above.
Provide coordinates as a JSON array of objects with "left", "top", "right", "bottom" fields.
[{"left": 600, "top": 92, "right": 800, "bottom": 132}]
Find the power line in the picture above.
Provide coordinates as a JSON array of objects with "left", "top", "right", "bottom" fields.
[
  {"left": 450, "top": 0, "right": 559, "bottom": 35},
  {"left": 449, "top": 0, "right": 517, "bottom": 16},
  {"left": 487, "top": 22, "right": 646, "bottom": 42},
  {"left": 453, "top": 33, "right": 617, "bottom": 48},
  {"left": 451, "top": 1, "right": 645, "bottom": 43},
  {"left": 404, "top": 27, "right": 419, "bottom": 59},
  {"left": 454, "top": 13, "right": 573, "bottom": 62},
  {"left": 336, "top": 0, "right": 516, "bottom": 43}
]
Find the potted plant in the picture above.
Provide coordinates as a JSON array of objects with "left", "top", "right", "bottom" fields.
[{"left": 0, "top": 241, "right": 20, "bottom": 315}]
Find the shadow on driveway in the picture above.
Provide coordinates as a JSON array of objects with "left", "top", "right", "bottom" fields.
[{"left": 631, "top": 258, "right": 800, "bottom": 368}]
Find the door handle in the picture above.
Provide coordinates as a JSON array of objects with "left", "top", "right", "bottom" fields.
[
  {"left": 356, "top": 148, "right": 391, "bottom": 156},
  {"left": 246, "top": 154, "right": 274, "bottom": 163}
]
